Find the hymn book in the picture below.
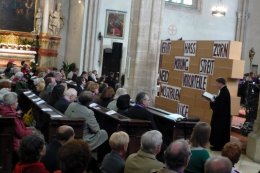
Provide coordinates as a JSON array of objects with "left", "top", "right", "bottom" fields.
[
  {"left": 202, "top": 92, "right": 216, "bottom": 101},
  {"left": 166, "top": 113, "right": 185, "bottom": 122}
]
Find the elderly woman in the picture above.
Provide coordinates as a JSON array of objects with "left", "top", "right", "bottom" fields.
[
  {"left": 64, "top": 91, "right": 108, "bottom": 151},
  {"left": 101, "top": 131, "right": 129, "bottom": 173},
  {"left": 0, "top": 79, "right": 11, "bottom": 103},
  {"left": 33, "top": 78, "right": 46, "bottom": 96},
  {"left": 0, "top": 92, "right": 32, "bottom": 153},
  {"left": 13, "top": 72, "right": 28, "bottom": 93},
  {"left": 107, "top": 88, "right": 127, "bottom": 111},
  {"left": 13, "top": 134, "right": 49, "bottom": 173},
  {"left": 184, "top": 122, "right": 211, "bottom": 173}
]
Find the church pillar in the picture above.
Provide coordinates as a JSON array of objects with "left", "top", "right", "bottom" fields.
[
  {"left": 235, "top": 0, "right": 249, "bottom": 58},
  {"left": 125, "top": 0, "right": 164, "bottom": 102},
  {"left": 42, "top": 0, "right": 50, "bottom": 34},
  {"left": 246, "top": 93, "right": 260, "bottom": 163},
  {"left": 81, "top": 0, "right": 100, "bottom": 72}
]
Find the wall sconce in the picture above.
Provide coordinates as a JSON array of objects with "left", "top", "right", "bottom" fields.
[{"left": 211, "top": 0, "right": 227, "bottom": 17}]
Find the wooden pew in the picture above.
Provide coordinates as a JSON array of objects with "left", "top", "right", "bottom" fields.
[
  {"left": 89, "top": 104, "right": 152, "bottom": 155},
  {"left": 61, "top": 79, "right": 77, "bottom": 89},
  {"left": 147, "top": 106, "right": 199, "bottom": 146},
  {"left": 0, "top": 117, "right": 15, "bottom": 173},
  {"left": 48, "top": 118, "right": 85, "bottom": 140},
  {"left": 19, "top": 90, "right": 85, "bottom": 142}
]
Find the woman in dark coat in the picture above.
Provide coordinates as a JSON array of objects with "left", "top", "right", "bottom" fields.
[
  {"left": 210, "top": 77, "right": 231, "bottom": 151},
  {"left": 47, "top": 84, "right": 65, "bottom": 106}
]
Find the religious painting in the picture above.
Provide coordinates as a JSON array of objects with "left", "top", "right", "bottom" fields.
[
  {"left": 0, "top": 0, "right": 37, "bottom": 32},
  {"left": 104, "top": 10, "right": 126, "bottom": 39}
]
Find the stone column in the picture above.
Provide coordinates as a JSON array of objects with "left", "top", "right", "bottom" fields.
[
  {"left": 246, "top": 93, "right": 260, "bottom": 163},
  {"left": 82, "top": 0, "right": 100, "bottom": 72},
  {"left": 125, "top": 0, "right": 164, "bottom": 102},
  {"left": 235, "top": 0, "right": 249, "bottom": 59},
  {"left": 42, "top": 0, "right": 50, "bottom": 34}
]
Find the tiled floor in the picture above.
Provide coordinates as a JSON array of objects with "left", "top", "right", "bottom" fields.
[{"left": 209, "top": 150, "right": 260, "bottom": 173}]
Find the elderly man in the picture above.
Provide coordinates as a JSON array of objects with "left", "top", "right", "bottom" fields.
[
  {"left": 65, "top": 91, "right": 108, "bottom": 151},
  {"left": 124, "top": 130, "right": 164, "bottom": 173},
  {"left": 205, "top": 157, "right": 232, "bottom": 173},
  {"left": 152, "top": 139, "right": 191, "bottom": 173},
  {"left": 125, "top": 92, "right": 157, "bottom": 129},
  {"left": 41, "top": 125, "right": 75, "bottom": 173},
  {"left": 101, "top": 131, "right": 129, "bottom": 173},
  {"left": 54, "top": 88, "right": 77, "bottom": 113}
]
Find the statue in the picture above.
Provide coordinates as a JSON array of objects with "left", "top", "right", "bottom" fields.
[
  {"left": 49, "top": 2, "right": 64, "bottom": 36},
  {"left": 249, "top": 47, "right": 255, "bottom": 71},
  {"left": 35, "top": 8, "right": 43, "bottom": 35}
]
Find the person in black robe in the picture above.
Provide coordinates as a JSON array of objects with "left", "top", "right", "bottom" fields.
[{"left": 209, "top": 77, "right": 231, "bottom": 151}]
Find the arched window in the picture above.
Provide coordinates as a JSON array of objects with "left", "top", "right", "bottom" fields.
[{"left": 165, "top": 0, "right": 200, "bottom": 10}]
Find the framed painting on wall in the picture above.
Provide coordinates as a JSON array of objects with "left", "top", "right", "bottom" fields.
[
  {"left": 104, "top": 10, "right": 126, "bottom": 39},
  {"left": 0, "top": 0, "right": 37, "bottom": 32}
]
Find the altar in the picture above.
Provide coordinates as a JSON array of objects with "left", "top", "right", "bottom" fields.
[
  {"left": 0, "top": 31, "right": 60, "bottom": 70},
  {"left": 0, "top": 33, "right": 36, "bottom": 70},
  {"left": 0, "top": 48, "right": 36, "bottom": 69}
]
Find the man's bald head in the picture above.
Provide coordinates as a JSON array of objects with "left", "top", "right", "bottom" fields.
[
  {"left": 165, "top": 139, "right": 191, "bottom": 171},
  {"left": 56, "top": 125, "right": 75, "bottom": 143},
  {"left": 205, "top": 156, "right": 232, "bottom": 173}
]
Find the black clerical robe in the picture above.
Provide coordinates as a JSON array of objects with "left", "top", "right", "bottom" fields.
[{"left": 209, "top": 86, "right": 231, "bottom": 149}]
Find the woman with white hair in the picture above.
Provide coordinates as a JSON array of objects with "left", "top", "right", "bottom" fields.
[
  {"left": 12, "top": 72, "right": 24, "bottom": 84},
  {"left": 12, "top": 71, "right": 28, "bottom": 93},
  {"left": 33, "top": 78, "right": 46, "bottom": 96},
  {"left": 107, "top": 88, "right": 127, "bottom": 111},
  {"left": 0, "top": 92, "right": 32, "bottom": 162}
]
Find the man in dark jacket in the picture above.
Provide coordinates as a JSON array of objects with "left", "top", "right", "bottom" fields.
[
  {"left": 210, "top": 77, "right": 231, "bottom": 151},
  {"left": 125, "top": 92, "right": 157, "bottom": 129},
  {"left": 41, "top": 125, "right": 74, "bottom": 173},
  {"left": 105, "top": 72, "right": 116, "bottom": 89},
  {"left": 54, "top": 88, "right": 77, "bottom": 113}
]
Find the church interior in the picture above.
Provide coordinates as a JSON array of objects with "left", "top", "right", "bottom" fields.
[{"left": 1, "top": 0, "right": 260, "bottom": 173}]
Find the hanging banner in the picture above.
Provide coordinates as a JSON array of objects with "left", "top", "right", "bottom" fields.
[
  {"left": 199, "top": 58, "right": 215, "bottom": 75},
  {"left": 159, "top": 69, "right": 169, "bottom": 83},
  {"left": 160, "top": 84, "right": 181, "bottom": 101},
  {"left": 161, "top": 41, "right": 171, "bottom": 54},
  {"left": 174, "top": 56, "right": 190, "bottom": 72},
  {"left": 177, "top": 103, "right": 189, "bottom": 118},
  {"left": 184, "top": 41, "right": 197, "bottom": 56},
  {"left": 182, "top": 73, "right": 208, "bottom": 91},
  {"left": 212, "top": 41, "right": 229, "bottom": 58}
]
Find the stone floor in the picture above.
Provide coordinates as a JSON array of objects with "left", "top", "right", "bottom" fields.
[{"left": 209, "top": 149, "right": 260, "bottom": 173}]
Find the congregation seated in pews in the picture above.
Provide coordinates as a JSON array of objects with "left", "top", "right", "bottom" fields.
[{"left": 0, "top": 63, "right": 244, "bottom": 173}]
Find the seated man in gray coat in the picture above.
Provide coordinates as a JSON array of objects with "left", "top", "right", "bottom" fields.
[
  {"left": 64, "top": 91, "right": 108, "bottom": 151},
  {"left": 124, "top": 130, "right": 164, "bottom": 173}
]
